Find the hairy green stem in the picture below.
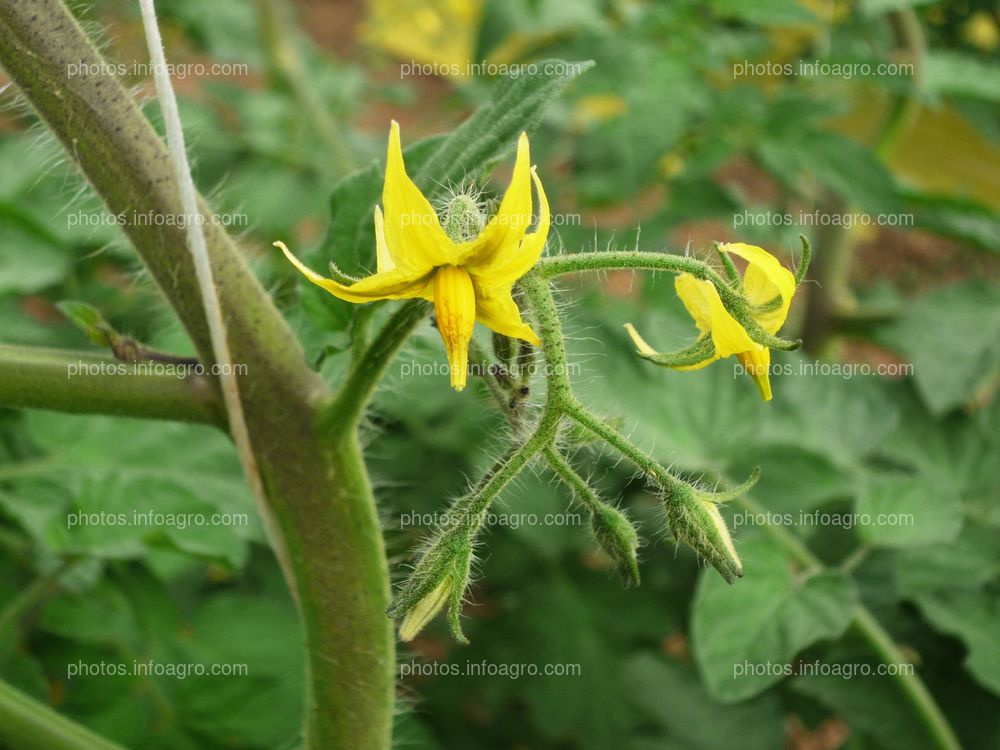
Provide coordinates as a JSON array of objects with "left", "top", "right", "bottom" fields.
[
  {"left": 537, "top": 251, "right": 718, "bottom": 283},
  {"left": 541, "top": 446, "right": 602, "bottom": 515},
  {"left": 0, "top": 344, "right": 223, "bottom": 426}
]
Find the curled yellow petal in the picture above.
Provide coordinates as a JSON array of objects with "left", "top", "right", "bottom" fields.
[
  {"left": 433, "top": 265, "right": 477, "bottom": 391},
  {"left": 736, "top": 348, "right": 773, "bottom": 401},
  {"left": 472, "top": 279, "right": 540, "bottom": 346},
  {"left": 275, "top": 241, "right": 432, "bottom": 303},
  {"left": 675, "top": 273, "right": 756, "bottom": 357},
  {"left": 472, "top": 166, "right": 550, "bottom": 286},
  {"left": 719, "top": 242, "right": 796, "bottom": 333}
]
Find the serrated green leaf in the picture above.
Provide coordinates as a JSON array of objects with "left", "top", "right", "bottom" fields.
[
  {"left": 875, "top": 281, "right": 1000, "bottom": 415},
  {"left": 856, "top": 474, "right": 963, "bottom": 548},
  {"left": 624, "top": 653, "right": 785, "bottom": 750},
  {"left": 692, "top": 535, "right": 857, "bottom": 701}
]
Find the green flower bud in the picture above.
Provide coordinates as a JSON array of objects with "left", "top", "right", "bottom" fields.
[
  {"left": 399, "top": 578, "right": 453, "bottom": 643},
  {"left": 387, "top": 527, "right": 473, "bottom": 643},
  {"left": 663, "top": 483, "right": 744, "bottom": 584},
  {"left": 590, "top": 502, "right": 640, "bottom": 586}
]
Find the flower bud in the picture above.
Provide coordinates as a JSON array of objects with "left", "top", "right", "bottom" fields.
[
  {"left": 387, "top": 528, "right": 473, "bottom": 643},
  {"left": 399, "top": 578, "right": 453, "bottom": 642},
  {"left": 590, "top": 502, "right": 640, "bottom": 586},
  {"left": 663, "top": 483, "right": 743, "bottom": 584}
]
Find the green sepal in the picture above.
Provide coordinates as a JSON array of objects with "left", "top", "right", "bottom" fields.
[
  {"left": 660, "top": 469, "right": 758, "bottom": 584},
  {"left": 713, "top": 241, "right": 741, "bottom": 288},
  {"left": 795, "top": 234, "right": 811, "bottom": 284},
  {"left": 635, "top": 334, "right": 717, "bottom": 368}
]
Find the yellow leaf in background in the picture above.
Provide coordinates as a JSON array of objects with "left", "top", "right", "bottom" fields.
[
  {"left": 963, "top": 11, "right": 1000, "bottom": 52},
  {"left": 572, "top": 94, "right": 628, "bottom": 129},
  {"left": 364, "top": 0, "right": 483, "bottom": 78}
]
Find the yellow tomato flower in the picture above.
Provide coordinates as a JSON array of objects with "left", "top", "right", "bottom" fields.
[
  {"left": 625, "top": 243, "right": 796, "bottom": 401},
  {"left": 276, "top": 121, "right": 549, "bottom": 391}
]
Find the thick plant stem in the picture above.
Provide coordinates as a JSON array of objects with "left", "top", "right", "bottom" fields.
[
  {"left": 0, "top": 679, "right": 128, "bottom": 750},
  {"left": 0, "top": 345, "right": 223, "bottom": 426},
  {"left": 0, "top": 3, "right": 394, "bottom": 748}
]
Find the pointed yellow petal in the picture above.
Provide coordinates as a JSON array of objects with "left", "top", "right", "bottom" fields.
[
  {"left": 719, "top": 243, "right": 796, "bottom": 333},
  {"left": 275, "top": 241, "right": 432, "bottom": 303},
  {"left": 471, "top": 167, "right": 550, "bottom": 286},
  {"left": 433, "top": 265, "right": 477, "bottom": 391},
  {"left": 373, "top": 206, "right": 395, "bottom": 273},
  {"left": 464, "top": 132, "right": 534, "bottom": 267},
  {"left": 472, "top": 279, "right": 540, "bottom": 346},
  {"left": 382, "top": 121, "right": 453, "bottom": 269},
  {"left": 624, "top": 323, "right": 658, "bottom": 357},
  {"left": 736, "top": 348, "right": 773, "bottom": 401}
]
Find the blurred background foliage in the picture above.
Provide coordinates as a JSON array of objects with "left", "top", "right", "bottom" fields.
[{"left": 1, "top": 0, "right": 999, "bottom": 748}]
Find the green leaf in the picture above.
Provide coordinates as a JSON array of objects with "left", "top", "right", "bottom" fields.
[
  {"left": 924, "top": 51, "right": 1000, "bottom": 104},
  {"left": 793, "top": 645, "right": 942, "bottom": 750},
  {"left": 756, "top": 130, "right": 901, "bottom": 214},
  {"left": 905, "top": 189, "right": 1000, "bottom": 254},
  {"left": 55, "top": 300, "right": 116, "bottom": 348},
  {"left": 707, "top": 0, "right": 815, "bottom": 25},
  {"left": 856, "top": 474, "right": 963, "bottom": 548},
  {"left": 914, "top": 588, "right": 1000, "bottom": 697},
  {"left": 875, "top": 281, "right": 1000, "bottom": 415},
  {"left": 410, "top": 59, "right": 593, "bottom": 192},
  {"left": 691, "top": 535, "right": 857, "bottom": 701},
  {"left": 860, "top": 0, "right": 936, "bottom": 14},
  {"left": 624, "top": 653, "right": 785, "bottom": 750}
]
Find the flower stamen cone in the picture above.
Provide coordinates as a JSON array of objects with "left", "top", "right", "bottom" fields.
[{"left": 434, "top": 265, "right": 477, "bottom": 391}]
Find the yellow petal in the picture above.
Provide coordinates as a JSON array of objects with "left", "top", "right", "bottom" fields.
[
  {"left": 674, "top": 273, "right": 714, "bottom": 334},
  {"left": 676, "top": 273, "right": 758, "bottom": 358},
  {"left": 433, "top": 265, "right": 477, "bottom": 391},
  {"left": 736, "top": 348, "right": 773, "bottom": 401},
  {"left": 719, "top": 243, "right": 796, "bottom": 334},
  {"left": 374, "top": 206, "right": 395, "bottom": 273},
  {"left": 704, "top": 284, "right": 760, "bottom": 359},
  {"left": 470, "top": 167, "right": 550, "bottom": 286},
  {"left": 463, "top": 132, "right": 533, "bottom": 267},
  {"left": 623, "top": 323, "right": 657, "bottom": 357},
  {"left": 275, "top": 241, "right": 432, "bottom": 303},
  {"left": 382, "top": 121, "right": 454, "bottom": 269},
  {"left": 472, "top": 279, "right": 540, "bottom": 346}
]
